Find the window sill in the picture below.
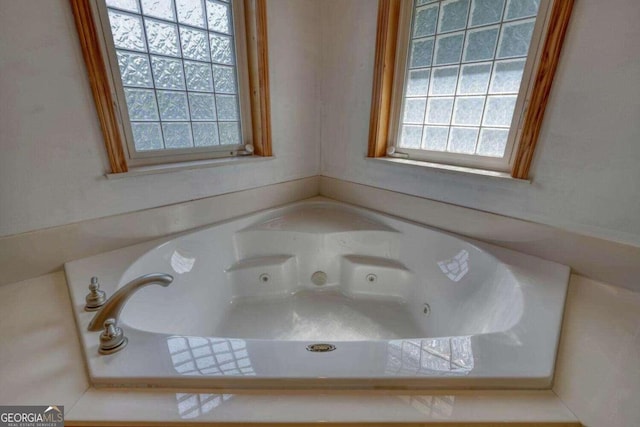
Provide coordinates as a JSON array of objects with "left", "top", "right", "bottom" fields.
[
  {"left": 105, "top": 155, "right": 274, "bottom": 180},
  {"left": 368, "top": 157, "right": 531, "bottom": 183}
]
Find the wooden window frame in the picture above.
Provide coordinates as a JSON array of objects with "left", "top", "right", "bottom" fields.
[
  {"left": 71, "top": 0, "right": 272, "bottom": 174},
  {"left": 368, "top": 0, "right": 574, "bottom": 179}
]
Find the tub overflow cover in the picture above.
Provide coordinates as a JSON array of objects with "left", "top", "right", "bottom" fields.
[{"left": 306, "top": 343, "right": 336, "bottom": 352}]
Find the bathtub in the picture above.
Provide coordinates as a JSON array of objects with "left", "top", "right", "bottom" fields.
[{"left": 65, "top": 198, "right": 569, "bottom": 389}]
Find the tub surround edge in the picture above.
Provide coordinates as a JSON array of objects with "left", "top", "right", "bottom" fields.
[
  {"left": 319, "top": 176, "right": 640, "bottom": 293},
  {"left": 0, "top": 176, "right": 320, "bottom": 288}
]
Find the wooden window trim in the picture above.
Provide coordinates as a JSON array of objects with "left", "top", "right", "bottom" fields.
[
  {"left": 70, "top": 0, "right": 272, "bottom": 174},
  {"left": 368, "top": 0, "right": 574, "bottom": 180}
]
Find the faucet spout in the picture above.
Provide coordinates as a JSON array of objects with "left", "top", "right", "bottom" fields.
[{"left": 88, "top": 273, "right": 173, "bottom": 331}]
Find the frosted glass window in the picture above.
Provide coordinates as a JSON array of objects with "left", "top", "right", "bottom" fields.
[
  {"left": 426, "top": 97, "right": 454, "bottom": 124},
  {"left": 434, "top": 32, "right": 464, "bottom": 65},
  {"left": 457, "top": 63, "right": 492, "bottom": 95},
  {"left": 117, "top": 51, "right": 153, "bottom": 87},
  {"left": 188, "top": 93, "right": 217, "bottom": 121},
  {"left": 106, "top": 0, "right": 243, "bottom": 152},
  {"left": 477, "top": 128, "right": 509, "bottom": 156},
  {"left": 402, "top": 125, "right": 423, "bottom": 148},
  {"left": 410, "top": 38, "right": 435, "bottom": 69},
  {"left": 463, "top": 26, "right": 499, "bottom": 62},
  {"left": 452, "top": 96, "right": 485, "bottom": 125},
  {"left": 505, "top": 0, "right": 540, "bottom": 20},
  {"left": 398, "top": 0, "right": 541, "bottom": 160},
  {"left": 406, "top": 69, "right": 431, "bottom": 96},
  {"left": 429, "top": 66, "right": 459, "bottom": 95},
  {"left": 151, "top": 56, "right": 185, "bottom": 89},
  {"left": 403, "top": 98, "right": 428, "bottom": 124},
  {"left": 483, "top": 95, "right": 517, "bottom": 126},
  {"left": 438, "top": 0, "right": 470, "bottom": 33},
  {"left": 448, "top": 127, "right": 479, "bottom": 153},
  {"left": 193, "top": 122, "right": 220, "bottom": 146},
  {"left": 422, "top": 126, "right": 449, "bottom": 151},
  {"left": 489, "top": 59, "right": 525, "bottom": 93},
  {"left": 414, "top": 4, "right": 439, "bottom": 38},
  {"left": 176, "top": 0, "right": 206, "bottom": 28},
  {"left": 141, "top": 0, "right": 175, "bottom": 21},
  {"left": 470, "top": 0, "right": 505, "bottom": 27},
  {"left": 497, "top": 19, "right": 536, "bottom": 59}
]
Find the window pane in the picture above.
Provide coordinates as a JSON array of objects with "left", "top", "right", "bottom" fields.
[
  {"left": 400, "top": 125, "right": 423, "bottom": 148},
  {"left": 483, "top": 95, "right": 517, "bottom": 127},
  {"left": 505, "top": 0, "right": 540, "bottom": 20},
  {"left": 429, "top": 66, "right": 458, "bottom": 96},
  {"left": 422, "top": 126, "right": 449, "bottom": 151},
  {"left": 426, "top": 97, "right": 454, "bottom": 124},
  {"left": 414, "top": 4, "right": 439, "bottom": 38},
  {"left": 117, "top": 51, "right": 153, "bottom": 88},
  {"left": 131, "top": 123, "right": 163, "bottom": 150},
  {"left": 184, "top": 61, "right": 214, "bottom": 92},
  {"left": 489, "top": 59, "right": 525, "bottom": 94},
  {"left": 189, "top": 93, "right": 217, "bottom": 121},
  {"left": 210, "top": 34, "right": 234, "bottom": 65},
  {"left": 496, "top": 19, "right": 536, "bottom": 59},
  {"left": 145, "top": 19, "right": 181, "bottom": 57},
  {"left": 406, "top": 69, "right": 431, "bottom": 96},
  {"left": 140, "top": 0, "right": 175, "bottom": 21},
  {"left": 470, "top": 0, "right": 504, "bottom": 26},
  {"left": 193, "top": 122, "right": 220, "bottom": 146},
  {"left": 124, "top": 88, "right": 159, "bottom": 121},
  {"left": 401, "top": 0, "right": 542, "bottom": 160},
  {"left": 477, "top": 128, "right": 508, "bottom": 156},
  {"left": 457, "top": 62, "right": 491, "bottom": 95},
  {"left": 438, "top": 0, "right": 470, "bottom": 33},
  {"left": 434, "top": 32, "right": 464, "bottom": 65},
  {"left": 162, "top": 123, "right": 193, "bottom": 148},
  {"left": 151, "top": 56, "right": 185, "bottom": 90},
  {"left": 218, "top": 121, "right": 241, "bottom": 145},
  {"left": 176, "top": 0, "right": 206, "bottom": 27},
  {"left": 212, "top": 65, "right": 237, "bottom": 93},
  {"left": 107, "top": 0, "right": 140, "bottom": 13},
  {"left": 403, "top": 98, "right": 427, "bottom": 124},
  {"left": 410, "top": 38, "right": 435, "bottom": 69},
  {"left": 206, "top": 0, "right": 232, "bottom": 34},
  {"left": 463, "top": 26, "right": 499, "bottom": 62},
  {"left": 157, "top": 91, "right": 190, "bottom": 121},
  {"left": 216, "top": 94, "right": 239, "bottom": 121},
  {"left": 108, "top": 10, "right": 146, "bottom": 52},
  {"left": 107, "top": 0, "right": 243, "bottom": 154},
  {"left": 452, "top": 96, "right": 485, "bottom": 125},
  {"left": 448, "top": 127, "right": 479, "bottom": 153},
  {"left": 180, "top": 27, "right": 210, "bottom": 61}
]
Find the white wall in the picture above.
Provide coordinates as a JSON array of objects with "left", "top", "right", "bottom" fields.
[
  {"left": 0, "top": 0, "right": 321, "bottom": 237},
  {"left": 320, "top": 0, "right": 640, "bottom": 247}
]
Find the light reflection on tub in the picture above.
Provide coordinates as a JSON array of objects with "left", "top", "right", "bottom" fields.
[
  {"left": 167, "top": 337, "right": 255, "bottom": 376},
  {"left": 176, "top": 393, "right": 233, "bottom": 419},
  {"left": 386, "top": 337, "right": 474, "bottom": 375},
  {"left": 398, "top": 395, "right": 456, "bottom": 418}
]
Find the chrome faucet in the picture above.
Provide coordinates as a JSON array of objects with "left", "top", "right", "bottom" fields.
[{"left": 88, "top": 273, "right": 174, "bottom": 332}]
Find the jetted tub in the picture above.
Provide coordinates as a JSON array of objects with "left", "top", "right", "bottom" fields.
[{"left": 65, "top": 198, "right": 569, "bottom": 389}]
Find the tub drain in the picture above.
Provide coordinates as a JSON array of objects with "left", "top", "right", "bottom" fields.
[{"left": 306, "top": 343, "right": 336, "bottom": 352}]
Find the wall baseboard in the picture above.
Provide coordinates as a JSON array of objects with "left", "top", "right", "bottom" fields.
[
  {"left": 320, "top": 176, "right": 640, "bottom": 293},
  {"left": 0, "top": 177, "right": 319, "bottom": 287}
]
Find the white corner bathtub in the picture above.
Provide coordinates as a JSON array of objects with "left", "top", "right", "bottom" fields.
[{"left": 65, "top": 198, "right": 569, "bottom": 389}]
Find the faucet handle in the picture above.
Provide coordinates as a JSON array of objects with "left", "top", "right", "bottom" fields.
[
  {"left": 99, "top": 318, "right": 127, "bottom": 354},
  {"left": 85, "top": 276, "right": 107, "bottom": 311}
]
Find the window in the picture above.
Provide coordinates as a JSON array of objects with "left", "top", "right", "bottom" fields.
[
  {"left": 71, "top": 0, "right": 272, "bottom": 173},
  {"left": 369, "top": 0, "right": 573, "bottom": 178}
]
